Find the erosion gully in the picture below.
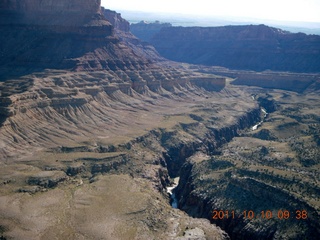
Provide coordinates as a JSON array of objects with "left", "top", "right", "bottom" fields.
[{"left": 163, "top": 99, "right": 274, "bottom": 239}]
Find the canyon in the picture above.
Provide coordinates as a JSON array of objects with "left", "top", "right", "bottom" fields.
[{"left": 0, "top": 1, "right": 320, "bottom": 240}]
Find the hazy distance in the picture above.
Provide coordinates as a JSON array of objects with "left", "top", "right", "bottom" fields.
[
  {"left": 102, "top": 0, "right": 320, "bottom": 22},
  {"left": 101, "top": 0, "right": 320, "bottom": 34}
]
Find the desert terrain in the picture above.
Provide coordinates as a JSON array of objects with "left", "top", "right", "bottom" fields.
[{"left": 0, "top": 1, "right": 319, "bottom": 239}]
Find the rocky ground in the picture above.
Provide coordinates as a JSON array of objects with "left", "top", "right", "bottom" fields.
[
  {"left": 0, "top": 65, "right": 251, "bottom": 239},
  {"left": 1, "top": 65, "right": 319, "bottom": 239},
  {"left": 0, "top": 1, "right": 319, "bottom": 240},
  {"left": 173, "top": 69, "right": 320, "bottom": 239}
]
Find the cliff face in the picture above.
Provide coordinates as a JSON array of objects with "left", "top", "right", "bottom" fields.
[
  {"left": 103, "top": 8, "right": 130, "bottom": 32},
  {"left": 1, "top": 2, "right": 319, "bottom": 240},
  {"left": 0, "top": 0, "right": 160, "bottom": 77},
  {"left": 0, "top": 3, "right": 233, "bottom": 239},
  {"left": 0, "top": 0, "right": 100, "bottom": 12},
  {"left": 169, "top": 89, "right": 320, "bottom": 239},
  {"left": 0, "top": 1, "right": 227, "bottom": 153},
  {"left": 175, "top": 155, "right": 320, "bottom": 240},
  {"left": 150, "top": 24, "right": 320, "bottom": 73},
  {"left": 102, "top": 8, "right": 165, "bottom": 62},
  {"left": 0, "top": 0, "right": 101, "bottom": 26}
]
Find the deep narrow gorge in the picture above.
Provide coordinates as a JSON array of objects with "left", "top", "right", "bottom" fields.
[
  {"left": 167, "top": 94, "right": 320, "bottom": 240},
  {"left": 0, "top": 1, "right": 319, "bottom": 239}
]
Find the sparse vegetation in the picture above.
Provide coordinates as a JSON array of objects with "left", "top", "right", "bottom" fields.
[{"left": 0, "top": 1, "right": 319, "bottom": 239}]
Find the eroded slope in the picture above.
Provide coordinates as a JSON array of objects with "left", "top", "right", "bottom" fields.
[
  {"left": 174, "top": 84, "right": 320, "bottom": 240},
  {"left": 1, "top": 1, "right": 320, "bottom": 240}
]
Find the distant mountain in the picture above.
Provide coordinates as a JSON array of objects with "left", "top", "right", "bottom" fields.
[
  {"left": 148, "top": 24, "right": 320, "bottom": 73},
  {"left": 130, "top": 21, "right": 172, "bottom": 42}
]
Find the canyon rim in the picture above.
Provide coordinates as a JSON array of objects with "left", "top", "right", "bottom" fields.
[{"left": 0, "top": 1, "right": 320, "bottom": 239}]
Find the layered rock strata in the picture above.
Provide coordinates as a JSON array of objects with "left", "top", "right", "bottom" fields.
[
  {"left": 188, "top": 65, "right": 320, "bottom": 93},
  {"left": 168, "top": 89, "right": 320, "bottom": 239},
  {"left": 0, "top": 1, "right": 232, "bottom": 239},
  {"left": 0, "top": 0, "right": 156, "bottom": 77},
  {"left": 174, "top": 154, "right": 320, "bottom": 240},
  {"left": 0, "top": 0, "right": 101, "bottom": 25},
  {"left": 150, "top": 25, "right": 320, "bottom": 73},
  {"left": 1, "top": 1, "right": 319, "bottom": 240},
  {"left": 103, "top": 8, "right": 130, "bottom": 32},
  {"left": 103, "top": 8, "right": 165, "bottom": 62}
]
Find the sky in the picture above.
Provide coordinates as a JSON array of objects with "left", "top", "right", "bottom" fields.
[{"left": 101, "top": 0, "right": 320, "bottom": 23}]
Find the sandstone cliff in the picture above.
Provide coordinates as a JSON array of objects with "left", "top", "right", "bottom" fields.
[
  {"left": 0, "top": 1, "right": 156, "bottom": 78},
  {"left": 0, "top": 1, "right": 232, "bottom": 239},
  {"left": 0, "top": 2, "right": 319, "bottom": 240},
  {"left": 103, "top": 8, "right": 130, "bottom": 32},
  {"left": 150, "top": 24, "right": 320, "bottom": 73},
  {"left": 103, "top": 8, "right": 165, "bottom": 62},
  {"left": 0, "top": 0, "right": 101, "bottom": 25},
  {"left": 1, "top": 0, "right": 100, "bottom": 13}
]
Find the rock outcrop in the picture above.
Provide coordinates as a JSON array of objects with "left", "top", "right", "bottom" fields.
[
  {"left": 103, "top": 8, "right": 130, "bottom": 32},
  {"left": 195, "top": 65, "right": 320, "bottom": 93},
  {"left": 0, "top": 0, "right": 101, "bottom": 12},
  {"left": 1, "top": 2, "right": 319, "bottom": 240},
  {"left": 27, "top": 171, "right": 67, "bottom": 188},
  {"left": 175, "top": 156, "right": 320, "bottom": 240},
  {"left": 0, "top": 0, "right": 101, "bottom": 26},
  {"left": 0, "top": 0, "right": 158, "bottom": 77},
  {"left": 0, "top": 2, "right": 233, "bottom": 239},
  {"left": 150, "top": 24, "right": 320, "bottom": 73},
  {"left": 103, "top": 8, "right": 165, "bottom": 62}
]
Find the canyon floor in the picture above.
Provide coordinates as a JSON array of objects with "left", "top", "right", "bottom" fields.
[{"left": 0, "top": 62, "right": 319, "bottom": 239}]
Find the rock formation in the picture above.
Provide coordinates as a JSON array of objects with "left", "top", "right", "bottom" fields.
[
  {"left": 0, "top": 0, "right": 101, "bottom": 25},
  {"left": 0, "top": 0, "right": 158, "bottom": 76},
  {"left": 27, "top": 171, "right": 68, "bottom": 188},
  {"left": 103, "top": 8, "right": 165, "bottom": 62},
  {"left": 103, "top": 8, "right": 130, "bottom": 32},
  {"left": 194, "top": 65, "right": 320, "bottom": 93},
  {"left": 149, "top": 24, "right": 320, "bottom": 73},
  {"left": 175, "top": 152, "right": 320, "bottom": 240},
  {"left": 0, "top": 2, "right": 231, "bottom": 239},
  {"left": 0, "top": 1, "right": 319, "bottom": 240},
  {"left": 0, "top": 0, "right": 101, "bottom": 12}
]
